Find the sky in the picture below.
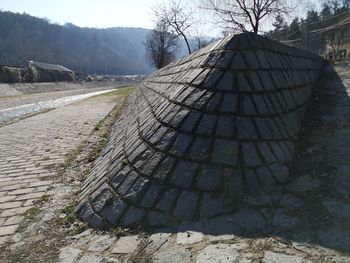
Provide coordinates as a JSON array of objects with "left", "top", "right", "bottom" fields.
[
  {"left": 0, "top": 0, "right": 321, "bottom": 31},
  {"left": 0, "top": 0, "right": 162, "bottom": 29}
]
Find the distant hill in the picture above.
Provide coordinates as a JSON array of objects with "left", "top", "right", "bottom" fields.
[{"left": 0, "top": 11, "right": 154, "bottom": 75}]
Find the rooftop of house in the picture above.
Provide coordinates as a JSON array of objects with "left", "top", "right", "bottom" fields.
[
  {"left": 29, "top": 61, "right": 73, "bottom": 72},
  {"left": 315, "top": 12, "right": 350, "bottom": 35}
]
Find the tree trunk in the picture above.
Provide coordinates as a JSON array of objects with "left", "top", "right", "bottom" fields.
[
  {"left": 253, "top": 21, "right": 259, "bottom": 34},
  {"left": 182, "top": 33, "right": 192, "bottom": 54}
]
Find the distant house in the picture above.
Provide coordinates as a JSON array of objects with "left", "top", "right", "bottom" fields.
[
  {"left": 29, "top": 61, "right": 75, "bottom": 82},
  {"left": 322, "top": 12, "right": 350, "bottom": 60},
  {"left": 0, "top": 61, "right": 75, "bottom": 83}
]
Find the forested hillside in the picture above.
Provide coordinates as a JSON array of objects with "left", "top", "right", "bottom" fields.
[{"left": 0, "top": 11, "right": 153, "bottom": 75}]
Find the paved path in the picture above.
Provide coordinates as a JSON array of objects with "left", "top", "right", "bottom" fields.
[
  {"left": 0, "top": 89, "right": 118, "bottom": 125},
  {"left": 57, "top": 62, "right": 350, "bottom": 263},
  {"left": 0, "top": 84, "right": 125, "bottom": 111},
  {"left": 0, "top": 93, "right": 117, "bottom": 238}
]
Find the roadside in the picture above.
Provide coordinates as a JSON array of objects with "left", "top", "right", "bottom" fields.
[
  {"left": 0, "top": 88, "right": 123, "bottom": 126},
  {"left": 0, "top": 79, "right": 140, "bottom": 127},
  {"left": 0, "top": 87, "right": 134, "bottom": 262},
  {"left": 0, "top": 79, "right": 141, "bottom": 98},
  {"left": 0, "top": 86, "right": 115, "bottom": 111}
]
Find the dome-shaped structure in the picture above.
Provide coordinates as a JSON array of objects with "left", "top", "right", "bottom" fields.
[{"left": 77, "top": 33, "right": 323, "bottom": 229}]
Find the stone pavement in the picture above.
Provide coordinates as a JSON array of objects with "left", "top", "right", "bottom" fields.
[
  {"left": 0, "top": 84, "right": 123, "bottom": 111},
  {"left": 0, "top": 91, "right": 119, "bottom": 241},
  {"left": 57, "top": 62, "right": 350, "bottom": 262}
]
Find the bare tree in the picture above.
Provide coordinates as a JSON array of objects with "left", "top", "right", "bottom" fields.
[
  {"left": 324, "top": 0, "right": 350, "bottom": 13},
  {"left": 344, "top": 0, "right": 350, "bottom": 8},
  {"left": 200, "top": 0, "right": 295, "bottom": 34},
  {"left": 326, "top": 0, "right": 341, "bottom": 12},
  {"left": 154, "top": 0, "right": 193, "bottom": 54},
  {"left": 144, "top": 20, "right": 178, "bottom": 69},
  {"left": 193, "top": 29, "right": 214, "bottom": 51},
  {"left": 326, "top": 34, "right": 343, "bottom": 59}
]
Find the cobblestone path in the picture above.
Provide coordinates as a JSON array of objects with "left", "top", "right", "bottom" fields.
[
  {"left": 0, "top": 85, "right": 121, "bottom": 111},
  {"left": 0, "top": 93, "right": 118, "bottom": 239},
  {"left": 57, "top": 62, "right": 350, "bottom": 262}
]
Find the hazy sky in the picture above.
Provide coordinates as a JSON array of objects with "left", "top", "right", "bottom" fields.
[
  {"left": 0, "top": 0, "right": 321, "bottom": 30},
  {"left": 0, "top": 0, "right": 162, "bottom": 29}
]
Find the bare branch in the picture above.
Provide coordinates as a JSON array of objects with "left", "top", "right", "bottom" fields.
[
  {"left": 200, "top": 0, "right": 296, "bottom": 34},
  {"left": 144, "top": 20, "right": 178, "bottom": 69},
  {"left": 154, "top": 0, "right": 193, "bottom": 54}
]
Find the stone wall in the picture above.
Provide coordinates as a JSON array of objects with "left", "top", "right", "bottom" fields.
[
  {"left": 0, "top": 66, "right": 32, "bottom": 83},
  {"left": 77, "top": 33, "right": 324, "bottom": 229},
  {"left": 0, "top": 65, "right": 74, "bottom": 83}
]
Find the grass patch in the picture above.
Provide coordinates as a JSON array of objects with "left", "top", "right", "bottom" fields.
[
  {"left": 25, "top": 194, "right": 51, "bottom": 220},
  {"left": 85, "top": 86, "right": 134, "bottom": 162},
  {"left": 94, "top": 120, "right": 103, "bottom": 131},
  {"left": 26, "top": 206, "right": 39, "bottom": 220},
  {"left": 121, "top": 158, "right": 128, "bottom": 167},
  {"left": 38, "top": 194, "right": 49, "bottom": 203},
  {"left": 57, "top": 142, "right": 86, "bottom": 177},
  {"left": 58, "top": 200, "right": 78, "bottom": 226},
  {"left": 73, "top": 223, "right": 89, "bottom": 235},
  {"left": 99, "top": 86, "right": 135, "bottom": 97}
]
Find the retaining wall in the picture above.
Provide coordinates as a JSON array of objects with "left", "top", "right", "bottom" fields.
[{"left": 77, "top": 33, "right": 324, "bottom": 229}]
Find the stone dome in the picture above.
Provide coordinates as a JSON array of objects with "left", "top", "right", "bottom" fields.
[{"left": 77, "top": 33, "right": 323, "bottom": 229}]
